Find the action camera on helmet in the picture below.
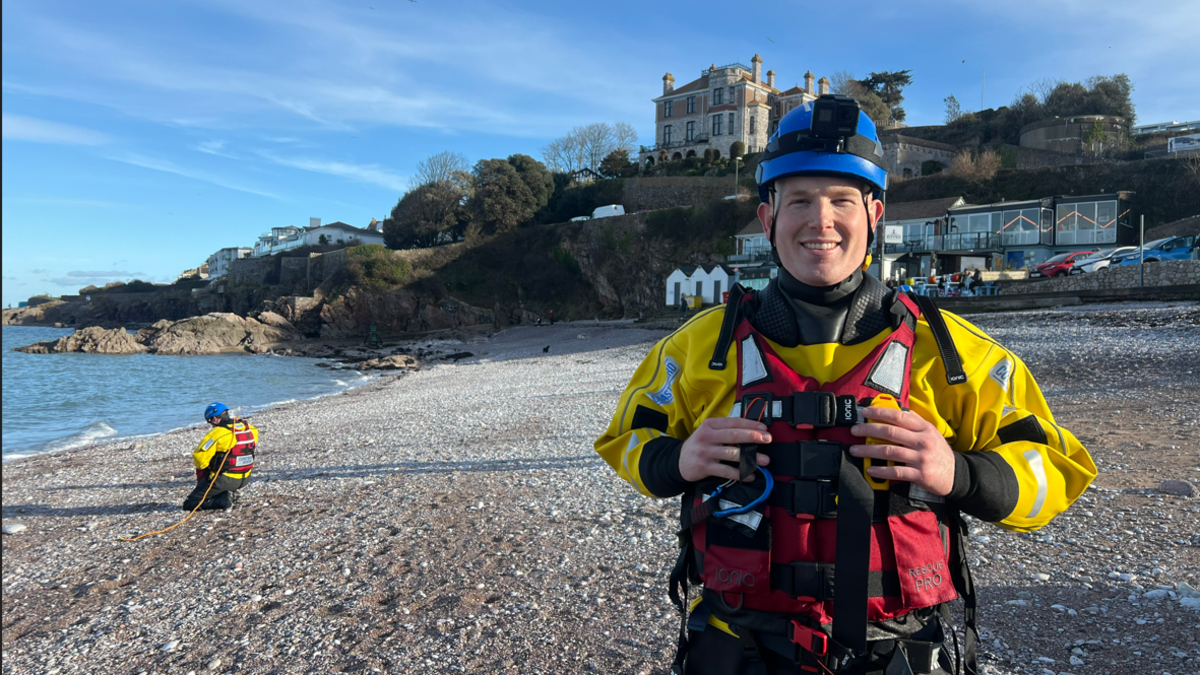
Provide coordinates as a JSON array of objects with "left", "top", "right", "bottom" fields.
[{"left": 809, "top": 94, "right": 861, "bottom": 141}]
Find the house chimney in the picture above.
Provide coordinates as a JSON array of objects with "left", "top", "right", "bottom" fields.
[
  {"left": 309, "top": 217, "right": 321, "bottom": 229},
  {"left": 818, "top": 76, "right": 830, "bottom": 96},
  {"left": 369, "top": 217, "right": 378, "bottom": 232},
  {"left": 805, "top": 70, "right": 815, "bottom": 95},
  {"left": 751, "top": 54, "right": 762, "bottom": 83},
  {"left": 766, "top": 70, "right": 775, "bottom": 89},
  {"left": 663, "top": 72, "right": 675, "bottom": 95}
]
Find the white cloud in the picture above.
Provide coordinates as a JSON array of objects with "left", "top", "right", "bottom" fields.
[
  {"left": 106, "top": 152, "right": 281, "bottom": 199},
  {"left": 259, "top": 152, "right": 407, "bottom": 192},
  {"left": 1, "top": 113, "right": 109, "bottom": 145},
  {"left": 1, "top": 2, "right": 651, "bottom": 138}
]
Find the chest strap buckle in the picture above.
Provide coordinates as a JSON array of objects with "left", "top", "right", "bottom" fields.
[{"left": 788, "top": 620, "right": 828, "bottom": 657}]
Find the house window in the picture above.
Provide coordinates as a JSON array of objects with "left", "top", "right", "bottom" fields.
[
  {"left": 728, "top": 113, "right": 735, "bottom": 135},
  {"left": 712, "top": 115, "right": 723, "bottom": 135},
  {"left": 728, "top": 87, "right": 735, "bottom": 103},
  {"left": 687, "top": 96, "right": 696, "bottom": 114},
  {"left": 663, "top": 125, "right": 672, "bottom": 144},
  {"left": 686, "top": 121, "right": 696, "bottom": 141},
  {"left": 713, "top": 88, "right": 723, "bottom": 105},
  {"left": 664, "top": 100, "right": 674, "bottom": 118},
  {"left": 751, "top": 116, "right": 757, "bottom": 134}
]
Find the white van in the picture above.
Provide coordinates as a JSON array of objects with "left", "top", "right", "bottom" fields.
[{"left": 592, "top": 204, "right": 625, "bottom": 219}]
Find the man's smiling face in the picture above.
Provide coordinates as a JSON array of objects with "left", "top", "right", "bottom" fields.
[{"left": 758, "top": 175, "right": 883, "bottom": 286}]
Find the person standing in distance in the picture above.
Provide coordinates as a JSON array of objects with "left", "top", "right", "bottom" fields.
[
  {"left": 184, "top": 403, "right": 257, "bottom": 511},
  {"left": 594, "top": 95, "right": 1095, "bottom": 675}
]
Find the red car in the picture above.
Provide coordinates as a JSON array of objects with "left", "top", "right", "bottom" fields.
[{"left": 1029, "top": 250, "right": 1096, "bottom": 278}]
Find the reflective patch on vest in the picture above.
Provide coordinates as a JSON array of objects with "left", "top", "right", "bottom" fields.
[
  {"left": 703, "top": 494, "right": 763, "bottom": 531},
  {"left": 622, "top": 432, "right": 640, "bottom": 478},
  {"left": 203, "top": 438, "right": 216, "bottom": 450},
  {"left": 864, "top": 340, "right": 908, "bottom": 398},
  {"left": 740, "top": 336, "right": 769, "bottom": 387},
  {"left": 989, "top": 358, "right": 1013, "bottom": 392},
  {"left": 728, "top": 402, "right": 743, "bottom": 418},
  {"left": 1022, "top": 449, "right": 1048, "bottom": 519},
  {"left": 647, "top": 357, "right": 681, "bottom": 407}
]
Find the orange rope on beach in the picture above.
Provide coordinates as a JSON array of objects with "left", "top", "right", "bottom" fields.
[{"left": 119, "top": 451, "right": 232, "bottom": 542}]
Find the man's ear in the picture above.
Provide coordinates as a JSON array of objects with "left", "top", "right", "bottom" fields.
[
  {"left": 757, "top": 201, "right": 773, "bottom": 241},
  {"left": 868, "top": 196, "right": 885, "bottom": 232}
]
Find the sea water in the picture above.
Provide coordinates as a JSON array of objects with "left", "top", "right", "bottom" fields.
[{"left": 2, "top": 326, "right": 374, "bottom": 460}]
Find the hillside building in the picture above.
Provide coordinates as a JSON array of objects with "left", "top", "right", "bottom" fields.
[{"left": 641, "top": 56, "right": 831, "bottom": 169}]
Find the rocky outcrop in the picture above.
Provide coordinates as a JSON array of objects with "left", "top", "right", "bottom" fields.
[
  {"left": 1, "top": 300, "right": 67, "bottom": 327},
  {"left": 137, "top": 312, "right": 300, "bottom": 355},
  {"left": 14, "top": 326, "right": 148, "bottom": 354},
  {"left": 314, "top": 288, "right": 492, "bottom": 340},
  {"left": 354, "top": 354, "right": 419, "bottom": 370}
]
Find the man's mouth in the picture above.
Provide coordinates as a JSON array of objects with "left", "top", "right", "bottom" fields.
[{"left": 802, "top": 242, "right": 839, "bottom": 250}]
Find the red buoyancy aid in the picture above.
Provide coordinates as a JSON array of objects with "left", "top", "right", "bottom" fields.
[
  {"left": 685, "top": 292, "right": 957, "bottom": 637},
  {"left": 211, "top": 421, "right": 256, "bottom": 477}
]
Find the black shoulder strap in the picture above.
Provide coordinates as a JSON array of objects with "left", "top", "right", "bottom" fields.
[
  {"left": 910, "top": 293, "right": 967, "bottom": 386},
  {"left": 709, "top": 284, "right": 749, "bottom": 370}
]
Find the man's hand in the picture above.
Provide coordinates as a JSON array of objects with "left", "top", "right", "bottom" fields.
[
  {"left": 679, "top": 417, "right": 772, "bottom": 483},
  {"left": 849, "top": 405, "right": 956, "bottom": 496}
]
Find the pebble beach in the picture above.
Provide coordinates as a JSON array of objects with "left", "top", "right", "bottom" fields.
[{"left": 3, "top": 302, "right": 1199, "bottom": 675}]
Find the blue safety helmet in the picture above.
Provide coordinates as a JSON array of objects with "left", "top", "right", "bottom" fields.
[
  {"left": 755, "top": 95, "right": 888, "bottom": 204},
  {"left": 204, "top": 402, "right": 229, "bottom": 421}
]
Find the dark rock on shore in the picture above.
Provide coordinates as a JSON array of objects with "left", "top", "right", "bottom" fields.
[{"left": 13, "top": 326, "right": 147, "bottom": 354}]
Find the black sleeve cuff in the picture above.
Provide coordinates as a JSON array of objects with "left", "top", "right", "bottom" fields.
[
  {"left": 946, "top": 451, "right": 1021, "bottom": 523},
  {"left": 638, "top": 437, "right": 689, "bottom": 498}
]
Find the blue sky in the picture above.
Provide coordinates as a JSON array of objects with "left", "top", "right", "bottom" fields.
[{"left": 3, "top": 0, "right": 1197, "bottom": 307}]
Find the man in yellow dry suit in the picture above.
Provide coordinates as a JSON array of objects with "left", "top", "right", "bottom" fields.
[
  {"left": 183, "top": 402, "right": 258, "bottom": 512},
  {"left": 594, "top": 95, "right": 1095, "bottom": 675}
]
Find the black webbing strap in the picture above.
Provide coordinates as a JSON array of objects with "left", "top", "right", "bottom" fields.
[
  {"left": 760, "top": 130, "right": 887, "bottom": 170},
  {"left": 946, "top": 511, "right": 979, "bottom": 675},
  {"left": 833, "top": 449, "right": 874, "bottom": 656},
  {"left": 767, "top": 479, "right": 839, "bottom": 519},
  {"left": 910, "top": 294, "right": 967, "bottom": 386},
  {"left": 709, "top": 284, "right": 747, "bottom": 370},
  {"left": 770, "top": 562, "right": 903, "bottom": 600},
  {"left": 668, "top": 543, "right": 694, "bottom": 675}
]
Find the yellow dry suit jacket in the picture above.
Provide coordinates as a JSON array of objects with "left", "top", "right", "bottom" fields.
[
  {"left": 595, "top": 300, "right": 1096, "bottom": 532},
  {"left": 193, "top": 421, "right": 259, "bottom": 480}
]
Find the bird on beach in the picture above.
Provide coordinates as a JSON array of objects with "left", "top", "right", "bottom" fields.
[{"left": 543, "top": 345, "right": 550, "bottom": 353}]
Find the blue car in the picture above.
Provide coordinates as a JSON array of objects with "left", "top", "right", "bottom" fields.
[{"left": 1112, "top": 236, "right": 1197, "bottom": 266}]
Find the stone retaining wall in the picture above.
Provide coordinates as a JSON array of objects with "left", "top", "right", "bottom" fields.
[
  {"left": 1001, "top": 260, "right": 1200, "bottom": 294},
  {"left": 620, "top": 176, "right": 735, "bottom": 211}
]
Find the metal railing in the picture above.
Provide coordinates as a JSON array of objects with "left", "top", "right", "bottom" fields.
[
  {"left": 640, "top": 135, "right": 712, "bottom": 153},
  {"left": 885, "top": 233, "right": 1002, "bottom": 253}
]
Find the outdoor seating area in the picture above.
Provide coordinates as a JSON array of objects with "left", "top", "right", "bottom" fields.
[{"left": 896, "top": 274, "right": 1001, "bottom": 297}]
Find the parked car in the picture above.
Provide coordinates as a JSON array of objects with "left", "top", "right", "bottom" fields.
[
  {"left": 1069, "top": 246, "right": 1138, "bottom": 274},
  {"left": 569, "top": 215, "right": 591, "bottom": 222},
  {"left": 1112, "top": 236, "right": 1198, "bottom": 266},
  {"left": 592, "top": 204, "right": 625, "bottom": 219},
  {"left": 1029, "top": 250, "right": 1096, "bottom": 278}
]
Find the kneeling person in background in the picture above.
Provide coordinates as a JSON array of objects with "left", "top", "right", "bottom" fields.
[{"left": 184, "top": 402, "right": 257, "bottom": 511}]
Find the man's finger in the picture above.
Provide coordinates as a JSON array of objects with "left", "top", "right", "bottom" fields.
[
  {"left": 862, "top": 406, "right": 927, "bottom": 431},
  {"left": 850, "top": 422, "right": 918, "bottom": 447},
  {"left": 850, "top": 444, "right": 917, "bottom": 464},
  {"left": 704, "top": 416, "right": 769, "bottom": 432},
  {"left": 710, "top": 463, "right": 742, "bottom": 483},
  {"left": 710, "top": 428, "right": 772, "bottom": 446},
  {"left": 866, "top": 464, "right": 924, "bottom": 484}
]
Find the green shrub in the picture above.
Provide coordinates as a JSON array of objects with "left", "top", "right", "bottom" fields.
[{"left": 343, "top": 244, "right": 412, "bottom": 289}]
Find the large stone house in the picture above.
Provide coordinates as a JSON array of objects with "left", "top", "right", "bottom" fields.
[{"left": 641, "top": 56, "right": 830, "bottom": 168}]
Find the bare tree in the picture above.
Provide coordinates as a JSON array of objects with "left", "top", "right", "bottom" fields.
[
  {"left": 409, "top": 151, "right": 471, "bottom": 190},
  {"left": 541, "top": 122, "right": 638, "bottom": 173},
  {"left": 828, "top": 70, "right": 858, "bottom": 95},
  {"left": 612, "top": 122, "right": 639, "bottom": 154}
]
